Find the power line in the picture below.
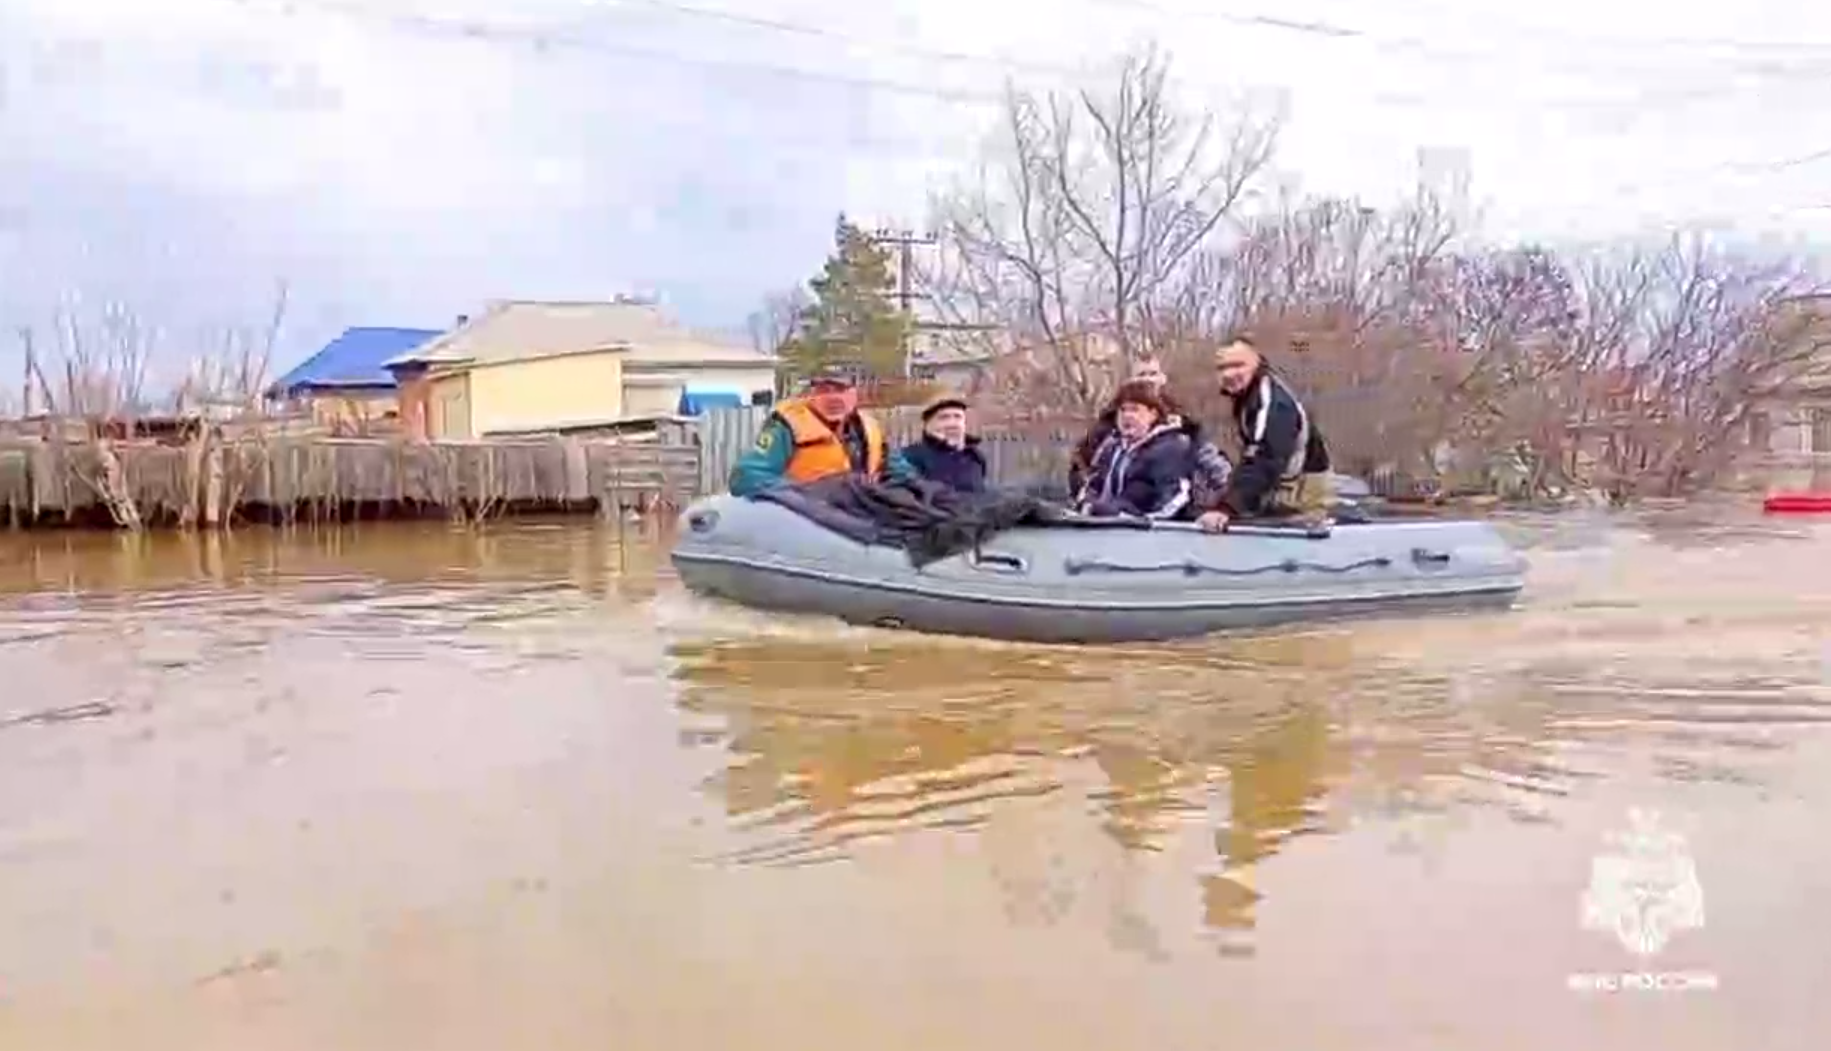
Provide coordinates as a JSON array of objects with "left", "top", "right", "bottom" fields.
[
  {"left": 230, "top": 0, "right": 1012, "bottom": 104},
  {"left": 1087, "top": 0, "right": 1831, "bottom": 57},
  {"left": 226, "top": 0, "right": 1831, "bottom": 188},
  {"left": 8, "top": 9, "right": 962, "bottom": 164},
  {"left": 242, "top": 0, "right": 1831, "bottom": 115},
  {"left": 1749, "top": 145, "right": 1831, "bottom": 173},
  {"left": 609, "top": 0, "right": 1083, "bottom": 81},
  {"left": 1082, "top": 0, "right": 1363, "bottom": 39},
  {"left": 1082, "top": 0, "right": 1831, "bottom": 86},
  {"left": 1333, "top": 0, "right": 1831, "bottom": 56},
  {"left": 1605, "top": 142, "right": 1831, "bottom": 200}
]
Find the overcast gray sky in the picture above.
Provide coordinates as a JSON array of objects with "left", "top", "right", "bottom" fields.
[{"left": 3, "top": 0, "right": 1830, "bottom": 386}]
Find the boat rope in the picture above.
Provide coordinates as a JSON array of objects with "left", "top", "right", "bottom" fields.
[{"left": 1062, "top": 556, "right": 1394, "bottom": 578}]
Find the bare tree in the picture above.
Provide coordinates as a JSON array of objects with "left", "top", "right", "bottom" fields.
[
  {"left": 901, "top": 42, "right": 1828, "bottom": 502},
  {"left": 1419, "top": 235, "right": 1826, "bottom": 499},
  {"left": 1584, "top": 237, "right": 1825, "bottom": 497},
  {"left": 1152, "top": 185, "right": 1466, "bottom": 477},
  {"left": 12, "top": 297, "right": 159, "bottom": 529},
  {"left": 746, "top": 286, "right": 808, "bottom": 357},
  {"left": 20, "top": 297, "right": 157, "bottom": 420},
  {"left": 172, "top": 279, "right": 290, "bottom": 414},
  {"left": 923, "top": 46, "right": 1280, "bottom": 413},
  {"left": 167, "top": 280, "right": 292, "bottom": 527},
  {"left": 12, "top": 282, "right": 295, "bottom": 530}
]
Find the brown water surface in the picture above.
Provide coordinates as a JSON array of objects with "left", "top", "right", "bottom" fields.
[{"left": 0, "top": 511, "right": 1827, "bottom": 1050}]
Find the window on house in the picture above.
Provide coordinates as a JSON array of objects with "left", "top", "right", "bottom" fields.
[
  {"left": 1748, "top": 410, "right": 1772, "bottom": 451},
  {"left": 1813, "top": 408, "right": 1831, "bottom": 454}
]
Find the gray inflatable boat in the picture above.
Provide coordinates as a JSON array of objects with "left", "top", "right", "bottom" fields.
[{"left": 669, "top": 494, "right": 1526, "bottom": 644}]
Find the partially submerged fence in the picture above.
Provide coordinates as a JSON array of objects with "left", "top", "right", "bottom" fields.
[
  {"left": 0, "top": 436, "right": 702, "bottom": 528},
  {"left": 0, "top": 401, "right": 1443, "bottom": 532}
]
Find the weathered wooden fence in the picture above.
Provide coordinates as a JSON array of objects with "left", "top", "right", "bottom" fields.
[
  {"left": 0, "top": 437, "right": 703, "bottom": 528},
  {"left": 0, "top": 401, "right": 1465, "bottom": 531},
  {"left": 601, "top": 444, "right": 701, "bottom": 512}
]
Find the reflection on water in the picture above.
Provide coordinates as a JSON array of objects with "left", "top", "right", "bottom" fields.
[
  {"left": 669, "top": 635, "right": 1348, "bottom": 951},
  {"left": 1, "top": 511, "right": 1829, "bottom": 1050},
  {"left": 0, "top": 517, "right": 676, "bottom": 598}
]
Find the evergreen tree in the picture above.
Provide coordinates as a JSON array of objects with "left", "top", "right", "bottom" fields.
[{"left": 779, "top": 215, "right": 912, "bottom": 384}]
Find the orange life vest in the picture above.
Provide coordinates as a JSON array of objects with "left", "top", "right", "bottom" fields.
[{"left": 773, "top": 398, "right": 886, "bottom": 484}]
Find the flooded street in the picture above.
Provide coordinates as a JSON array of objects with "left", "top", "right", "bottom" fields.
[{"left": 0, "top": 511, "right": 1828, "bottom": 1050}]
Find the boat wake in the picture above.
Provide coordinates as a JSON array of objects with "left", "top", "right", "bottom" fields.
[
  {"left": 644, "top": 585, "right": 902, "bottom": 644},
  {"left": 642, "top": 583, "right": 1069, "bottom": 658}
]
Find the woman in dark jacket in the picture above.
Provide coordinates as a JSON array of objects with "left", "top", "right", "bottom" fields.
[
  {"left": 1069, "top": 360, "right": 1183, "bottom": 494},
  {"left": 1069, "top": 361, "right": 1230, "bottom": 508},
  {"left": 899, "top": 396, "right": 988, "bottom": 493},
  {"left": 1073, "top": 380, "right": 1194, "bottom": 519}
]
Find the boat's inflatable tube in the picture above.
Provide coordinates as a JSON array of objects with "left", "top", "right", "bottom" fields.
[{"left": 669, "top": 494, "right": 1527, "bottom": 644}]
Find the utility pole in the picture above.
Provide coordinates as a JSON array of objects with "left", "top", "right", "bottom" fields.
[
  {"left": 866, "top": 227, "right": 936, "bottom": 380},
  {"left": 865, "top": 227, "right": 935, "bottom": 314},
  {"left": 18, "top": 327, "right": 34, "bottom": 418}
]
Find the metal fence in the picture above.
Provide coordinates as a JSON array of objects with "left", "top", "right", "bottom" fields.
[
  {"left": 690, "top": 404, "right": 1081, "bottom": 495},
  {"left": 688, "top": 403, "right": 1450, "bottom": 499}
]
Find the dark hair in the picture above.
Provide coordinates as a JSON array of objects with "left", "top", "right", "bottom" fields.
[
  {"left": 1110, "top": 379, "right": 1167, "bottom": 417},
  {"left": 1222, "top": 331, "right": 1257, "bottom": 349}
]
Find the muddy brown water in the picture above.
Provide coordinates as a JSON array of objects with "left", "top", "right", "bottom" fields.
[{"left": 0, "top": 511, "right": 1827, "bottom": 1050}]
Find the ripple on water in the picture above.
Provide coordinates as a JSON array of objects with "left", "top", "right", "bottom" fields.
[
  {"left": 1, "top": 517, "right": 1830, "bottom": 1049},
  {"left": 658, "top": 517, "right": 1831, "bottom": 977}
]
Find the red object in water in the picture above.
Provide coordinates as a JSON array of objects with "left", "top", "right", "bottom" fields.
[{"left": 1763, "top": 492, "right": 1831, "bottom": 514}]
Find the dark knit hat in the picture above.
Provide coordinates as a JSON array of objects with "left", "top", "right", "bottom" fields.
[
  {"left": 1110, "top": 379, "right": 1168, "bottom": 418},
  {"left": 920, "top": 395, "right": 969, "bottom": 421}
]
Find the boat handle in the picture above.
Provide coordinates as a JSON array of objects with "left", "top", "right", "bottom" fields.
[
  {"left": 970, "top": 550, "right": 1029, "bottom": 574},
  {"left": 1410, "top": 547, "right": 1451, "bottom": 567}
]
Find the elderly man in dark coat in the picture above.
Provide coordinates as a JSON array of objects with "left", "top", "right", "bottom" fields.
[{"left": 899, "top": 395, "right": 989, "bottom": 493}]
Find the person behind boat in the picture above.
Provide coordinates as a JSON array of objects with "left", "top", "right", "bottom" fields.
[
  {"left": 1073, "top": 380, "right": 1195, "bottom": 519},
  {"left": 1195, "top": 334, "right": 1333, "bottom": 533},
  {"left": 1069, "top": 354, "right": 1177, "bottom": 494},
  {"left": 1069, "top": 353, "right": 1232, "bottom": 513},
  {"left": 899, "top": 394, "right": 988, "bottom": 494},
  {"left": 727, "top": 365, "right": 915, "bottom": 497}
]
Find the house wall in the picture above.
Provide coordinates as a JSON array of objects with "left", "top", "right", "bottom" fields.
[
  {"left": 467, "top": 351, "right": 624, "bottom": 435},
  {"left": 621, "top": 382, "right": 682, "bottom": 418},
  {"left": 926, "top": 361, "right": 989, "bottom": 394},
  {"left": 302, "top": 389, "right": 398, "bottom": 433},
  {"left": 428, "top": 372, "right": 473, "bottom": 439},
  {"left": 1750, "top": 398, "right": 1831, "bottom": 455},
  {"left": 619, "top": 364, "right": 777, "bottom": 418},
  {"left": 1735, "top": 392, "right": 1831, "bottom": 491},
  {"left": 394, "top": 371, "right": 433, "bottom": 441}
]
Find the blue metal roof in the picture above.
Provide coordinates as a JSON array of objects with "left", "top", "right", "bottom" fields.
[
  {"left": 269, "top": 326, "right": 444, "bottom": 395},
  {"left": 677, "top": 389, "right": 745, "bottom": 416}
]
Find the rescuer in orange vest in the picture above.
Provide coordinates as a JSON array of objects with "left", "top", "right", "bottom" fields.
[{"left": 728, "top": 365, "right": 916, "bottom": 496}]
